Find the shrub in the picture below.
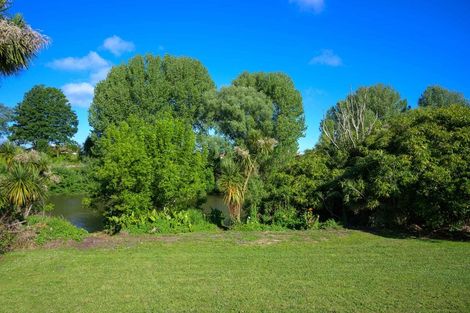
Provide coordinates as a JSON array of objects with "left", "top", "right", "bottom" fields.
[
  {"left": 27, "top": 215, "right": 88, "bottom": 244},
  {"left": 49, "top": 165, "right": 95, "bottom": 195},
  {"left": 272, "top": 206, "right": 300, "bottom": 229},
  {"left": 113, "top": 209, "right": 218, "bottom": 234},
  {"left": 0, "top": 223, "right": 16, "bottom": 253},
  {"left": 320, "top": 219, "right": 341, "bottom": 230},
  {"left": 94, "top": 116, "right": 210, "bottom": 230}
]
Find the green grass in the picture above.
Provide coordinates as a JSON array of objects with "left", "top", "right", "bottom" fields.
[
  {"left": 0, "top": 230, "right": 469, "bottom": 313},
  {"left": 27, "top": 215, "right": 88, "bottom": 244}
]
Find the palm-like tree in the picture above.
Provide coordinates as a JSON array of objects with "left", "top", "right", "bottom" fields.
[
  {"left": 218, "top": 138, "right": 278, "bottom": 223},
  {"left": 0, "top": 1, "right": 49, "bottom": 76},
  {"left": 0, "top": 141, "right": 19, "bottom": 168},
  {"left": 218, "top": 158, "right": 244, "bottom": 222},
  {"left": 0, "top": 163, "right": 46, "bottom": 219}
]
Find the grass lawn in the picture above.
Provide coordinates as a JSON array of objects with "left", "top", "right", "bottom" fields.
[{"left": 0, "top": 230, "right": 469, "bottom": 313}]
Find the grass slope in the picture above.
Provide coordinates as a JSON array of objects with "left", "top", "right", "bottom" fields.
[{"left": 0, "top": 230, "right": 469, "bottom": 313}]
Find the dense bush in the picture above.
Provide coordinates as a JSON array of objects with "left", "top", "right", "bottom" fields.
[
  {"left": 93, "top": 115, "right": 211, "bottom": 230},
  {"left": 49, "top": 165, "right": 95, "bottom": 195},
  {"left": 319, "top": 104, "right": 470, "bottom": 230}
]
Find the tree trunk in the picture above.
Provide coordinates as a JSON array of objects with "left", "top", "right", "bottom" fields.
[{"left": 23, "top": 204, "right": 33, "bottom": 219}]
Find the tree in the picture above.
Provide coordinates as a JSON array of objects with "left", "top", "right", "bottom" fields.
[
  {"left": 208, "top": 86, "right": 274, "bottom": 151},
  {"left": 0, "top": 103, "right": 12, "bottom": 138},
  {"left": 89, "top": 54, "right": 216, "bottom": 136},
  {"left": 10, "top": 85, "right": 78, "bottom": 149},
  {"left": 264, "top": 150, "right": 331, "bottom": 226},
  {"left": 232, "top": 72, "right": 305, "bottom": 167},
  {"left": 209, "top": 72, "right": 305, "bottom": 221},
  {"left": 0, "top": 149, "right": 55, "bottom": 220},
  {"left": 93, "top": 116, "right": 209, "bottom": 229},
  {"left": 323, "top": 104, "right": 470, "bottom": 230},
  {"left": 218, "top": 158, "right": 244, "bottom": 222},
  {"left": 418, "top": 85, "right": 469, "bottom": 108},
  {"left": 218, "top": 138, "right": 277, "bottom": 222},
  {"left": 0, "top": 0, "right": 48, "bottom": 76},
  {"left": 320, "top": 84, "right": 407, "bottom": 152}
]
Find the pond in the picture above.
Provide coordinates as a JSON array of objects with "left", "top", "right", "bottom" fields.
[
  {"left": 48, "top": 195, "right": 104, "bottom": 232},
  {"left": 48, "top": 194, "right": 229, "bottom": 232}
]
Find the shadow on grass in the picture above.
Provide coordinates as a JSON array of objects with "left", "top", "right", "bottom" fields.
[{"left": 349, "top": 226, "right": 470, "bottom": 242}]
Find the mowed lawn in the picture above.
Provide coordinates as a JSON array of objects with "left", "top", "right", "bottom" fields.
[{"left": 0, "top": 230, "right": 469, "bottom": 313}]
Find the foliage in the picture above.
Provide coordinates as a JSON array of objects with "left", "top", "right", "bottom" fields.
[
  {"left": 93, "top": 116, "right": 209, "bottom": 230},
  {"left": 229, "top": 220, "right": 286, "bottom": 231},
  {"left": 217, "top": 158, "right": 244, "bottom": 222},
  {"left": 208, "top": 86, "right": 274, "bottom": 151},
  {"left": 209, "top": 72, "right": 306, "bottom": 225},
  {"left": 320, "top": 219, "right": 341, "bottom": 230},
  {"left": 232, "top": 72, "right": 306, "bottom": 167},
  {"left": 0, "top": 148, "right": 56, "bottom": 220},
  {"left": 48, "top": 165, "right": 95, "bottom": 195},
  {"left": 0, "top": 0, "right": 48, "bottom": 76},
  {"left": 0, "top": 220, "right": 15, "bottom": 253},
  {"left": 218, "top": 139, "right": 276, "bottom": 222},
  {"left": 0, "top": 103, "right": 12, "bottom": 138},
  {"left": 320, "top": 84, "right": 407, "bottom": 152},
  {"left": 113, "top": 209, "right": 217, "bottom": 234},
  {"left": 10, "top": 85, "right": 78, "bottom": 149},
  {"left": 27, "top": 215, "right": 88, "bottom": 244},
  {"left": 89, "top": 54, "right": 216, "bottom": 136},
  {"left": 323, "top": 104, "right": 470, "bottom": 230},
  {"left": 418, "top": 85, "right": 469, "bottom": 108},
  {"left": 263, "top": 151, "right": 331, "bottom": 225}
]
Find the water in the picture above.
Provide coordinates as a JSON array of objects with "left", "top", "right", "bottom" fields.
[
  {"left": 48, "top": 195, "right": 104, "bottom": 232},
  {"left": 49, "top": 194, "right": 229, "bottom": 232},
  {"left": 201, "top": 195, "right": 230, "bottom": 224}
]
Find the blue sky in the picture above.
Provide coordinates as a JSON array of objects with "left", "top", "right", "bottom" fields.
[{"left": 1, "top": 0, "right": 469, "bottom": 150}]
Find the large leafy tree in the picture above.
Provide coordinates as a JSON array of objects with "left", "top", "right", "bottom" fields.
[
  {"left": 418, "top": 85, "right": 469, "bottom": 108},
  {"left": 94, "top": 116, "right": 209, "bottom": 229},
  {"left": 208, "top": 86, "right": 274, "bottom": 151},
  {"left": 209, "top": 72, "right": 305, "bottom": 220},
  {"left": 0, "top": 0, "right": 48, "bottom": 76},
  {"left": 232, "top": 72, "right": 305, "bottom": 167},
  {"left": 320, "top": 84, "right": 407, "bottom": 153},
  {"left": 89, "top": 54, "right": 216, "bottom": 136},
  {"left": 10, "top": 85, "right": 78, "bottom": 149}
]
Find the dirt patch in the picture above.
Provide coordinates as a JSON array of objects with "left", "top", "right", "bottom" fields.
[{"left": 15, "top": 229, "right": 351, "bottom": 251}]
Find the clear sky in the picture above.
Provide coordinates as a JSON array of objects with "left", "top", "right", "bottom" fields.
[{"left": 1, "top": 0, "right": 469, "bottom": 150}]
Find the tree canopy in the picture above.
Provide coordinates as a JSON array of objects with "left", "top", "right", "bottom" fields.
[
  {"left": 208, "top": 86, "right": 274, "bottom": 150},
  {"left": 418, "top": 85, "right": 469, "bottom": 107},
  {"left": 89, "top": 54, "right": 216, "bottom": 135},
  {"left": 320, "top": 84, "right": 407, "bottom": 152},
  {"left": 233, "top": 72, "right": 306, "bottom": 166},
  {"left": 10, "top": 85, "right": 78, "bottom": 148}
]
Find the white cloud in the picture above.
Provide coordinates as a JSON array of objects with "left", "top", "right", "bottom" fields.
[
  {"left": 48, "top": 51, "right": 109, "bottom": 71},
  {"left": 103, "top": 35, "right": 135, "bottom": 56},
  {"left": 90, "top": 66, "right": 111, "bottom": 84},
  {"left": 290, "top": 0, "right": 325, "bottom": 13},
  {"left": 62, "top": 82, "right": 94, "bottom": 108},
  {"left": 309, "top": 50, "right": 342, "bottom": 67}
]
